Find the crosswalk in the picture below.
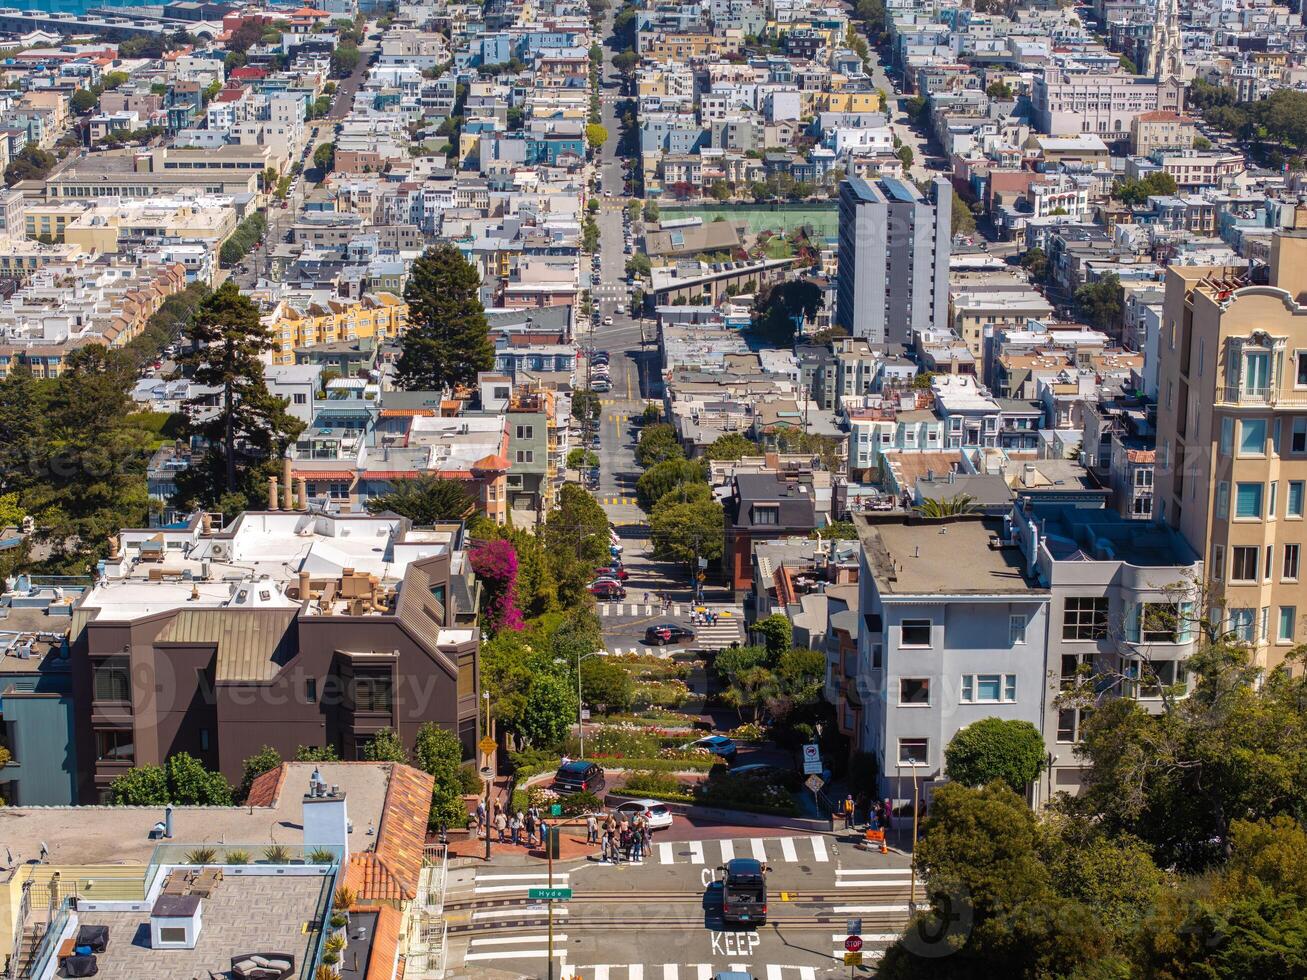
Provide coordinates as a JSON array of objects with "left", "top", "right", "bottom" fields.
[
  {"left": 566, "top": 966, "right": 821, "bottom": 980},
  {"left": 473, "top": 870, "right": 571, "bottom": 895},
  {"left": 600, "top": 496, "right": 638, "bottom": 506},
  {"left": 653, "top": 834, "right": 830, "bottom": 867}
]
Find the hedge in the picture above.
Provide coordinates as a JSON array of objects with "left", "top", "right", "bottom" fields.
[{"left": 511, "top": 754, "right": 716, "bottom": 780}]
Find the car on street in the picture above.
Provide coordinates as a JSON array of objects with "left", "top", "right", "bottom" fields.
[
  {"left": 591, "top": 379, "right": 611, "bottom": 392},
  {"left": 595, "top": 565, "right": 629, "bottom": 580},
  {"left": 720, "top": 858, "right": 767, "bottom": 925},
  {"left": 588, "top": 580, "right": 626, "bottom": 599},
  {"left": 554, "top": 760, "right": 607, "bottom": 794},
  {"left": 603, "top": 315, "right": 614, "bottom": 325},
  {"left": 682, "top": 734, "right": 737, "bottom": 761},
  {"left": 644, "top": 624, "right": 696, "bottom": 646},
  {"left": 613, "top": 798, "right": 674, "bottom": 829}
]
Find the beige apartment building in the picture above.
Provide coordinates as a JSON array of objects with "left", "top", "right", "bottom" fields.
[{"left": 1155, "top": 207, "right": 1307, "bottom": 671}]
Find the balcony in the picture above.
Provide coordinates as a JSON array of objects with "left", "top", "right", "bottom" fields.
[{"left": 1219, "top": 386, "right": 1307, "bottom": 408}]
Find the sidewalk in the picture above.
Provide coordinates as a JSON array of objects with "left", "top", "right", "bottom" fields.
[{"left": 448, "top": 824, "right": 599, "bottom": 864}]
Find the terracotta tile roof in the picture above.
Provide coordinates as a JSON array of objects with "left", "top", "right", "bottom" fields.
[
  {"left": 344, "top": 764, "right": 435, "bottom": 904},
  {"left": 244, "top": 764, "right": 287, "bottom": 807},
  {"left": 359, "top": 904, "right": 402, "bottom": 980}
]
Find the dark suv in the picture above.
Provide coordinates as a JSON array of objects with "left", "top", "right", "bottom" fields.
[
  {"left": 553, "top": 760, "right": 606, "bottom": 794},
  {"left": 720, "top": 858, "right": 767, "bottom": 925},
  {"left": 644, "top": 624, "right": 696, "bottom": 646}
]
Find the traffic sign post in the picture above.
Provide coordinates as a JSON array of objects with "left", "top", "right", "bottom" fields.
[
  {"left": 478, "top": 736, "right": 496, "bottom": 756},
  {"left": 527, "top": 887, "right": 572, "bottom": 901},
  {"left": 802, "top": 743, "right": 822, "bottom": 775},
  {"left": 844, "top": 936, "right": 863, "bottom": 952},
  {"left": 845, "top": 934, "right": 863, "bottom": 976}
]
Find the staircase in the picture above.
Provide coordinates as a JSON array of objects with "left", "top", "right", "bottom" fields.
[{"left": 6, "top": 923, "right": 45, "bottom": 980}]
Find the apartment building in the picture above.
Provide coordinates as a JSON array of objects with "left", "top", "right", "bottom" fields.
[
  {"left": 835, "top": 176, "right": 951, "bottom": 346},
  {"left": 263, "top": 291, "right": 408, "bottom": 364},
  {"left": 70, "top": 510, "right": 482, "bottom": 801},
  {"left": 1031, "top": 68, "right": 1183, "bottom": 137},
  {"left": 1154, "top": 208, "right": 1307, "bottom": 671}
]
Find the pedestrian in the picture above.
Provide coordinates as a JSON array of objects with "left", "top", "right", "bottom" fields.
[
  {"left": 620, "top": 828, "right": 632, "bottom": 861},
  {"left": 525, "top": 810, "right": 537, "bottom": 846},
  {"left": 642, "top": 821, "right": 653, "bottom": 852},
  {"left": 843, "top": 794, "right": 855, "bottom": 830},
  {"left": 539, "top": 818, "right": 550, "bottom": 849},
  {"left": 586, "top": 813, "right": 598, "bottom": 844},
  {"left": 495, "top": 810, "right": 507, "bottom": 843},
  {"left": 475, "top": 799, "right": 487, "bottom": 838},
  {"left": 511, "top": 811, "right": 523, "bottom": 846},
  {"left": 644, "top": 591, "right": 650, "bottom": 604},
  {"left": 631, "top": 827, "right": 643, "bottom": 862}
]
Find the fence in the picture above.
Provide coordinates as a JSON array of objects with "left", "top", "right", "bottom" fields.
[{"left": 404, "top": 844, "right": 451, "bottom": 977}]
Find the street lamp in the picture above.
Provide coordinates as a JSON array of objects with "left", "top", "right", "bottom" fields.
[{"left": 561, "top": 651, "right": 606, "bottom": 758}]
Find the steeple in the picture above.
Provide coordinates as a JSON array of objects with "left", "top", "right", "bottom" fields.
[{"left": 1147, "top": 0, "right": 1183, "bottom": 81}]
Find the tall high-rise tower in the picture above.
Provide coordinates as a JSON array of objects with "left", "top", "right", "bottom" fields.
[{"left": 1147, "top": 0, "right": 1183, "bottom": 81}]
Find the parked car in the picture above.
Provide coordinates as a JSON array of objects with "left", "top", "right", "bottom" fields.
[
  {"left": 591, "top": 379, "right": 612, "bottom": 392},
  {"left": 588, "top": 580, "right": 626, "bottom": 599},
  {"left": 682, "top": 734, "right": 737, "bottom": 761},
  {"left": 596, "top": 565, "right": 629, "bottom": 580},
  {"left": 644, "top": 624, "right": 696, "bottom": 646},
  {"left": 603, "top": 315, "right": 614, "bottom": 325},
  {"left": 613, "top": 798, "right": 674, "bottom": 829},
  {"left": 554, "top": 760, "right": 607, "bottom": 794}
]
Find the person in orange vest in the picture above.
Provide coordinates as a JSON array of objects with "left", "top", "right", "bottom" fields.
[{"left": 842, "top": 794, "right": 855, "bottom": 829}]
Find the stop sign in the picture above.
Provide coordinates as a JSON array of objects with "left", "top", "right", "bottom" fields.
[{"left": 844, "top": 936, "right": 863, "bottom": 953}]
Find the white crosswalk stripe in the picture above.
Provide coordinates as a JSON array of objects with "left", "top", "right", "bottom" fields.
[
  {"left": 465, "top": 934, "right": 570, "bottom": 962},
  {"left": 624, "top": 835, "right": 852, "bottom": 868},
  {"left": 474, "top": 871, "right": 570, "bottom": 894},
  {"left": 560, "top": 969, "right": 822, "bottom": 980},
  {"left": 835, "top": 868, "right": 914, "bottom": 887}
]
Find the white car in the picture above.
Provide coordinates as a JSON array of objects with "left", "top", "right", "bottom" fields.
[
  {"left": 603, "top": 315, "right": 614, "bottom": 325},
  {"left": 613, "top": 798, "right": 674, "bottom": 830}
]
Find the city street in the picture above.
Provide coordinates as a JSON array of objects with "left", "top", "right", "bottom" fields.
[{"left": 445, "top": 830, "right": 916, "bottom": 979}]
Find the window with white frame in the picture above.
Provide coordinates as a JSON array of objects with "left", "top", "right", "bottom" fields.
[
  {"left": 1279, "top": 606, "right": 1296, "bottom": 643},
  {"left": 900, "top": 619, "right": 932, "bottom": 647},
  {"left": 898, "top": 738, "right": 928, "bottom": 765},
  {"left": 1284, "top": 543, "right": 1300, "bottom": 582},
  {"left": 960, "top": 673, "right": 1017, "bottom": 703},
  {"left": 1009, "top": 614, "right": 1026, "bottom": 645},
  {"left": 1062, "top": 597, "right": 1108, "bottom": 641}
]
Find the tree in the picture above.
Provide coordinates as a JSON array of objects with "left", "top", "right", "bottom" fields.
[
  {"left": 295, "top": 744, "right": 340, "bottom": 762},
  {"left": 951, "top": 189, "right": 976, "bottom": 237},
  {"left": 705, "top": 432, "right": 758, "bottom": 461},
  {"left": 313, "top": 141, "right": 335, "bottom": 172},
  {"left": 985, "top": 80, "right": 1012, "bottom": 99},
  {"left": 5, "top": 142, "right": 55, "bottom": 185},
  {"left": 944, "top": 717, "right": 1046, "bottom": 793},
  {"left": 811, "top": 520, "right": 856, "bottom": 540},
  {"left": 581, "top": 656, "right": 634, "bottom": 711},
  {"left": 1074, "top": 273, "right": 1124, "bottom": 332},
  {"left": 896, "top": 145, "right": 914, "bottom": 169},
  {"left": 172, "top": 281, "right": 305, "bottom": 511},
  {"left": 753, "top": 279, "right": 823, "bottom": 346},
  {"left": 366, "top": 475, "right": 475, "bottom": 523},
  {"left": 715, "top": 644, "right": 769, "bottom": 683},
  {"left": 643, "top": 200, "right": 660, "bottom": 223},
  {"left": 1020, "top": 245, "right": 1049, "bottom": 281},
  {"left": 396, "top": 244, "right": 494, "bottom": 391},
  {"left": 330, "top": 42, "right": 360, "bottom": 79},
  {"left": 585, "top": 123, "right": 608, "bottom": 151},
  {"left": 635, "top": 457, "right": 704, "bottom": 510},
  {"left": 542, "top": 484, "right": 611, "bottom": 605},
  {"left": 238, "top": 745, "right": 283, "bottom": 801},
  {"left": 648, "top": 483, "right": 723, "bottom": 570},
  {"left": 572, "top": 390, "right": 602, "bottom": 424},
  {"left": 519, "top": 672, "right": 576, "bottom": 747},
  {"left": 70, "top": 89, "right": 98, "bottom": 114},
  {"left": 752, "top": 614, "right": 793, "bottom": 663},
  {"left": 1113, "top": 171, "right": 1178, "bottom": 206},
  {"left": 469, "top": 537, "right": 523, "bottom": 633},
  {"left": 362, "top": 727, "right": 408, "bottom": 762},
  {"left": 414, "top": 722, "right": 469, "bottom": 829},
  {"left": 915, "top": 493, "right": 976, "bottom": 518},
  {"left": 635, "top": 423, "right": 684, "bottom": 468},
  {"left": 109, "top": 752, "right": 232, "bottom": 805}
]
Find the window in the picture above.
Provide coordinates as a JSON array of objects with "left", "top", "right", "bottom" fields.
[
  {"left": 1245, "top": 351, "right": 1270, "bottom": 393},
  {"left": 93, "top": 657, "right": 131, "bottom": 702},
  {"left": 1220, "top": 417, "right": 1233, "bottom": 456},
  {"left": 900, "top": 619, "right": 932, "bottom": 647},
  {"left": 305, "top": 678, "right": 317, "bottom": 703},
  {"left": 1239, "top": 418, "right": 1267, "bottom": 455},
  {"left": 1235, "top": 482, "right": 1263, "bottom": 518},
  {"left": 898, "top": 738, "right": 928, "bottom": 766},
  {"left": 515, "top": 450, "right": 534, "bottom": 464},
  {"left": 1297, "top": 351, "right": 1307, "bottom": 386},
  {"left": 1216, "top": 482, "right": 1229, "bottom": 518},
  {"left": 960, "top": 673, "right": 1017, "bottom": 703},
  {"left": 1213, "top": 544, "right": 1225, "bottom": 580},
  {"left": 94, "top": 729, "right": 134, "bottom": 762},
  {"left": 1062, "top": 597, "right": 1108, "bottom": 640},
  {"left": 1284, "top": 544, "right": 1300, "bottom": 581},
  {"left": 1009, "top": 614, "right": 1026, "bottom": 645},
  {"left": 1057, "top": 707, "right": 1090, "bottom": 743},
  {"left": 1232, "top": 546, "right": 1260, "bottom": 582},
  {"left": 352, "top": 674, "right": 393, "bottom": 713},
  {"left": 516, "top": 424, "right": 533, "bottom": 439},
  {"left": 158, "top": 927, "right": 187, "bottom": 944},
  {"left": 1279, "top": 606, "right": 1296, "bottom": 643},
  {"left": 199, "top": 728, "right": 210, "bottom": 751},
  {"left": 1136, "top": 602, "right": 1192, "bottom": 644},
  {"left": 1293, "top": 417, "right": 1307, "bottom": 454},
  {"left": 1229, "top": 607, "right": 1255, "bottom": 643},
  {"left": 293, "top": 392, "right": 307, "bottom": 405},
  {"left": 899, "top": 678, "right": 930, "bottom": 705},
  {"left": 1289, "top": 482, "right": 1304, "bottom": 518},
  {"left": 1134, "top": 468, "right": 1153, "bottom": 487},
  {"left": 1126, "top": 659, "right": 1186, "bottom": 699},
  {"left": 1270, "top": 481, "right": 1279, "bottom": 518},
  {"left": 751, "top": 505, "right": 779, "bottom": 525}
]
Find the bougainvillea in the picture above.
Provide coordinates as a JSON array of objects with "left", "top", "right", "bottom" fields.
[{"left": 469, "top": 538, "right": 524, "bottom": 632}]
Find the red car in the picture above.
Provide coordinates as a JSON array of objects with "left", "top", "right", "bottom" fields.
[
  {"left": 594, "top": 565, "right": 629, "bottom": 581},
  {"left": 588, "top": 580, "right": 626, "bottom": 600}
]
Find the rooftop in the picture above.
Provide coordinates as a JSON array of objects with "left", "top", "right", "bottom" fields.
[
  {"left": 73, "top": 875, "right": 326, "bottom": 980},
  {"left": 856, "top": 515, "right": 1039, "bottom": 596}
]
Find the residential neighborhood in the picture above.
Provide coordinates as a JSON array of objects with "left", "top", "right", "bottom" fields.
[{"left": 0, "top": 0, "right": 1303, "bottom": 977}]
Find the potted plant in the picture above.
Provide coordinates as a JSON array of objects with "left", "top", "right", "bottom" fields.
[
  {"left": 309, "top": 848, "right": 337, "bottom": 865},
  {"left": 262, "top": 844, "right": 290, "bottom": 864},
  {"left": 183, "top": 847, "right": 217, "bottom": 865},
  {"left": 329, "top": 912, "right": 348, "bottom": 931},
  {"left": 224, "top": 849, "right": 250, "bottom": 866}
]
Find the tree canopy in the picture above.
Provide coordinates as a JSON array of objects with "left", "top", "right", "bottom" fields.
[
  {"left": 635, "top": 423, "right": 685, "bottom": 468},
  {"left": 752, "top": 279, "right": 823, "bottom": 346},
  {"left": 396, "top": 244, "right": 495, "bottom": 391},
  {"left": 365, "top": 475, "right": 476, "bottom": 523},
  {"left": 944, "top": 718, "right": 1046, "bottom": 793},
  {"left": 704, "top": 432, "right": 759, "bottom": 461},
  {"left": 1113, "top": 171, "right": 1178, "bottom": 206}
]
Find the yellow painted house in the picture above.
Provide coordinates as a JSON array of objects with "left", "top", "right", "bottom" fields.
[{"left": 263, "top": 291, "right": 408, "bottom": 364}]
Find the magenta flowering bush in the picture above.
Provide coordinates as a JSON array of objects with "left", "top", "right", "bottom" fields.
[{"left": 469, "top": 538, "right": 524, "bottom": 632}]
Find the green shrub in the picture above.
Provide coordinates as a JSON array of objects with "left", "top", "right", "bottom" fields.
[
  {"left": 458, "top": 764, "right": 484, "bottom": 795},
  {"left": 262, "top": 844, "right": 290, "bottom": 863},
  {"left": 184, "top": 847, "right": 217, "bottom": 864},
  {"left": 621, "top": 770, "right": 681, "bottom": 795},
  {"left": 224, "top": 849, "right": 250, "bottom": 865},
  {"left": 309, "top": 848, "right": 338, "bottom": 865},
  {"left": 559, "top": 790, "right": 602, "bottom": 815},
  {"left": 329, "top": 912, "right": 348, "bottom": 929}
]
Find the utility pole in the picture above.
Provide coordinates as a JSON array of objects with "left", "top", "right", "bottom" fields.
[{"left": 483, "top": 689, "right": 493, "bottom": 863}]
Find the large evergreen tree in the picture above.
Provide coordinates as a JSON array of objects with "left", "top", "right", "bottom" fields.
[
  {"left": 396, "top": 244, "right": 494, "bottom": 391},
  {"left": 173, "top": 281, "right": 304, "bottom": 512}
]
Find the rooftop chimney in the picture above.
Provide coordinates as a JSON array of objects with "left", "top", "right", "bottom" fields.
[
  {"left": 268, "top": 475, "right": 280, "bottom": 511},
  {"left": 296, "top": 477, "right": 309, "bottom": 511},
  {"left": 282, "top": 458, "right": 294, "bottom": 511},
  {"left": 303, "top": 770, "right": 349, "bottom": 861}
]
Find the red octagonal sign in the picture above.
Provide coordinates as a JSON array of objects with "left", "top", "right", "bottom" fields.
[{"left": 844, "top": 937, "right": 863, "bottom": 953}]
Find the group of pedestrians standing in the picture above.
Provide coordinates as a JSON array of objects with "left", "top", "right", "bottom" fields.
[
  {"left": 474, "top": 799, "right": 550, "bottom": 848},
  {"left": 588, "top": 811, "right": 652, "bottom": 863}
]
